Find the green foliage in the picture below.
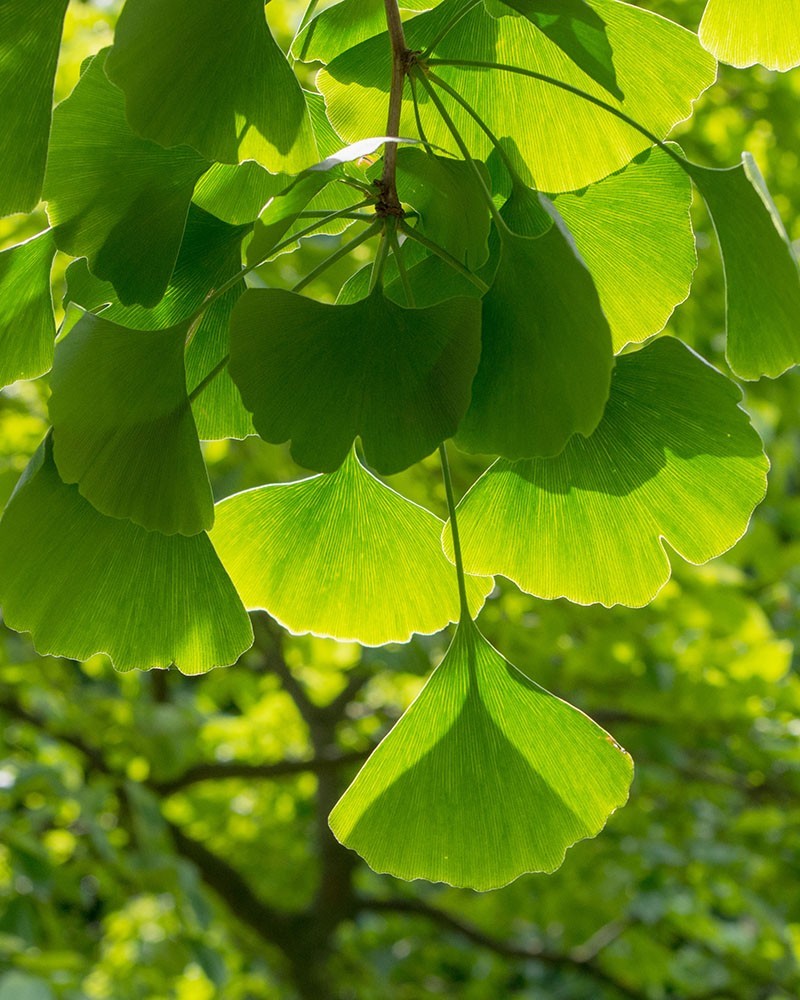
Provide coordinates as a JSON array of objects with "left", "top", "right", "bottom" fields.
[{"left": 0, "top": 0, "right": 798, "bottom": 910}]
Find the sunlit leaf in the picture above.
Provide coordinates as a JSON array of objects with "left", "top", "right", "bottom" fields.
[
  {"left": 0, "top": 0, "right": 68, "bottom": 216},
  {"left": 211, "top": 449, "right": 493, "bottom": 646},
  {"left": 686, "top": 155, "right": 800, "bottom": 380},
  {"left": 699, "top": 0, "right": 800, "bottom": 71},
  {"left": 330, "top": 620, "right": 633, "bottom": 889},
  {"left": 0, "top": 438, "right": 252, "bottom": 674},
  {"left": 229, "top": 287, "right": 482, "bottom": 474},
  {"left": 552, "top": 144, "right": 696, "bottom": 353},
  {"left": 106, "top": 0, "right": 316, "bottom": 172},
  {"left": 486, "top": 0, "right": 623, "bottom": 100},
  {"left": 455, "top": 220, "right": 613, "bottom": 459},
  {"left": 44, "top": 52, "right": 208, "bottom": 308},
  {"left": 49, "top": 313, "right": 213, "bottom": 536},
  {"left": 0, "top": 231, "right": 56, "bottom": 388},
  {"left": 453, "top": 338, "right": 769, "bottom": 608},
  {"left": 319, "top": 0, "right": 716, "bottom": 193}
]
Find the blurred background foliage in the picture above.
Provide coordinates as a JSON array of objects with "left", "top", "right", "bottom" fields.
[{"left": 1, "top": 1, "right": 799, "bottom": 998}]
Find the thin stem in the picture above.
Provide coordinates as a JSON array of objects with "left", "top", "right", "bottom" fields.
[
  {"left": 409, "top": 74, "right": 434, "bottom": 154},
  {"left": 421, "top": 0, "right": 483, "bottom": 58},
  {"left": 292, "top": 221, "right": 381, "bottom": 293},
  {"left": 188, "top": 354, "right": 230, "bottom": 403},
  {"left": 368, "top": 223, "right": 392, "bottom": 293},
  {"left": 426, "top": 69, "right": 520, "bottom": 182},
  {"left": 381, "top": 0, "right": 409, "bottom": 213},
  {"left": 426, "top": 59, "right": 687, "bottom": 171},
  {"left": 413, "top": 69, "right": 510, "bottom": 237},
  {"left": 296, "top": 211, "right": 377, "bottom": 221},
  {"left": 439, "top": 443, "right": 471, "bottom": 623},
  {"left": 187, "top": 200, "right": 373, "bottom": 325},
  {"left": 390, "top": 228, "right": 416, "bottom": 307},
  {"left": 399, "top": 220, "right": 489, "bottom": 294}
]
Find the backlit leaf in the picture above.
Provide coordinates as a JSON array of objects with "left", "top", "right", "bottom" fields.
[
  {"left": 49, "top": 313, "right": 213, "bottom": 536},
  {"left": 44, "top": 52, "right": 208, "bottom": 308},
  {"left": 211, "top": 450, "right": 493, "bottom": 646},
  {"left": 686, "top": 155, "right": 800, "bottom": 380},
  {"left": 330, "top": 620, "right": 633, "bottom": 889},
  {"left": 106, "top": 0, "right": 316, "bottom": 172},
  {"left": 699, "top": 0, "right": 800, "bottom": 71},
  {"left": 319, "top": 0, "right": 716, "bottom": 193},
  {"left": 0, "top": 438, "right": 252, "bottom": 674},
  {"left": 0, "top": 231, "right": 56, "bottom": 388},
  {"left": 452, "top": 338, "right": 769, "bottom": 608},
  {"left": 229, "top": 287, "right": 482, "bottom": 474},
  {"left": 0, "top": 0, "right": 68, "bottom": 216},
  {"left": 455, "top": 220, "right": 613, "bottom": 459}
]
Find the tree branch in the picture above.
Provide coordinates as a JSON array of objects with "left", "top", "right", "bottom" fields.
[{"left": 380, "top": 0, "right": 409, "bottom": 214}]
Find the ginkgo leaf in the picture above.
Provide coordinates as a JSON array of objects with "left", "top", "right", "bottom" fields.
[
  {"left": 292, "top": 0, "right": 437, "bottom": 64},
  {"left": 486, "top": 0, "right": 623, "bottom": 100},
  {"left": 452, "top": 338, "right": 769, "bottom": 608},
  {"left": 106, "top": 0, "right": 316, "bottom": 172},
  {"left": 229, "top": 287, "right": 482, "bottom": 474},
  {"left": 392, "top": 147, "right": 492, "bottom": 267},
  {"left": 330, "top": 620, "right": 633, "bottom": 889},
  {"left": 211, "top": 450, "right": 493, "bottom": 646},
  {"left": 0, "top": 231, "right": 56, "bottom": 388},
  {"left": 686, "top": 155, "right": 800, "bottom": 380},
  {"left": 49, "top": 312, "right": 213, "bottom": 536},
  {"left": 319, "top": 0, "right": 716, "bottom": 193},
  {"left": 62, "top": 206, "right": 253, "bottom": 441},
  {"left": 0, "top": 0, "right": 69, "bottom": 216},
  {"left": 44, "top": 52, "right": 208, "bottom": 308},
  {"left": 0, "top": 438, "right": 252, "bottom": 675},
  {"left": 552, "top": 144, "right": 696, "bottom": 353},
  {"left": 699, "top": 0, "right": 800, "bottom": 71},
  {"left": 455, "top": 220, "right": 613, "bottom": 459}
]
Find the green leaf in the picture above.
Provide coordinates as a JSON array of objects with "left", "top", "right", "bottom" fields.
[
  {"left": 0, "top": 231, "right": 56, "bottom": 388},
  {"left": 455, "top": 221, "right": 613, "bottom": 459},
  {"left": 487, "top": 0, "right": 623, "bottom": 100},
  {"left": 452, "top": 338, "right": 769, "bottom": 608},
  {"left": 49, "top": 312, "right": 213, "bottom": 536},
  {"left": 330, "top": 620, "right": 633, "bottom": 889},
  {"left": 105, "top": 0, "right": 316, "bottom": 172},
  {"left": 699, "top": 0, "right": 800, "bottom": 71},
  {"left": 229, "top": 287, "right": 482, "bottom": 474},
  {"left": 0, "top": 438, "right": 252, "bottom": 674},
  {"left": 211, "top": 450, "right": 493, "bottom": 646},
  {"left": 44, "top": 52, "right": 208, "bottom": 308},
  {"left": 63, "top": 205, "right": 254, "bottom": 441},
  {"left": 552, "top": 144, "right": 696, "bottom": 353},
  {"left": 194, "top": 163, "right": 290, "bottom": 228},
  {"left": 0, "top": 0, "right": 69, "bottom": 216},
  {"left": 392, "top": 148, "right": 492, "bottom": 267},
  {"left": 686, "top": 155, "right": 800, "bottom": 381},
  {"left": 319, "top": 0, "right": 716, "bottom": 193},
  {"left": 292, "top": 0, "right": 437, "bottom": 64}
]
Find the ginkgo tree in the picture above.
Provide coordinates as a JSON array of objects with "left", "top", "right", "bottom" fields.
[{"left": 0, "top": 0, "right": 798, "bottom": 892}]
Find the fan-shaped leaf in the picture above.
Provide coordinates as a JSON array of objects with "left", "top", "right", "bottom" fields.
[
  {"left": 44, "top": 52, "right": 208, "bottom": 308},
  {"left": 106, "top": 0, "right": 316, "bottom": 172},
  {"left": 0, "top": 0, "right": 68, "bottom": 216},
  {"left": 699, "top": 0, "right": 800, "bottom": 71},
  {"left": 0, "top": 231, "right": 56, "bottom": 388},
  {"left": 686, "top": 155, "right": 800, "bottom": 380},
  {"left": 452, "top": 338, "right": 768, "bottom": 608},
  {"left": 319, "top": 0, "right": 716, "bottom": 193},
  {"left": 455, "top": 220, "right": 613, "bottom": 459},
  {"left": 212, "top": 450, "right": 493, "bottom": 646},
  {"left": 552, "top": 144, "right": 696, "bottom": 353},
  {"left": 229, "top": 287, "right": 482, "bottom": 474},
  {"left": 330, "top": 620, "right": 633, "bottom": 889},
  {"left": 0, "top": 438, "right": 252, "bottom": 674},
  {"left": 49, "top": 313, "right": 213, "bottom": 536}
]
